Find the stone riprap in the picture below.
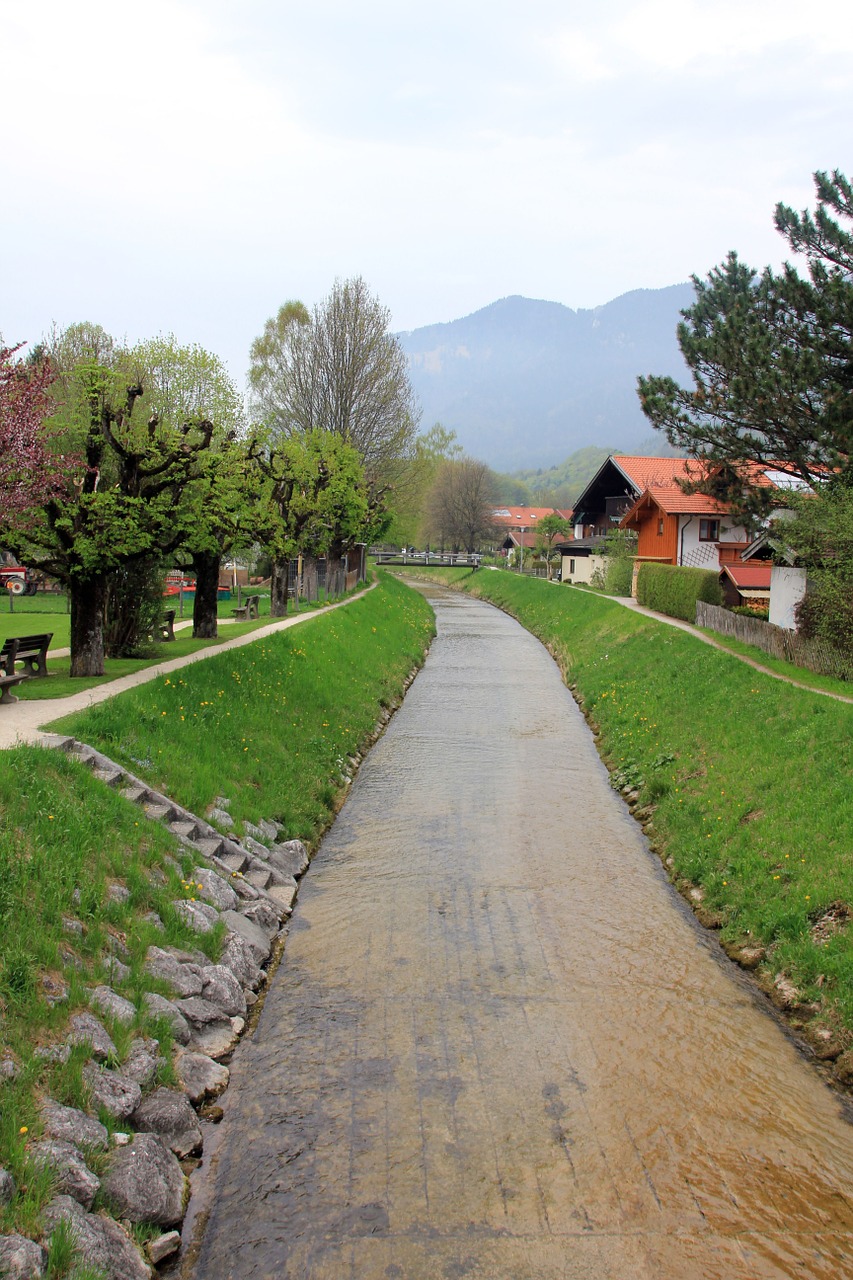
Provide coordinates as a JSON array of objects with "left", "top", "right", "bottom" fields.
[{"left": 1, "top": 737, "right": 311, "bottom": 1278}]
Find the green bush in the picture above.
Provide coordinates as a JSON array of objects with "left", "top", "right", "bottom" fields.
[{"left": 636, "top": 562, "right": 722, "bottom": 622}]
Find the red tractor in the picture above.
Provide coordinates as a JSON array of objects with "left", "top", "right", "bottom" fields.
[{"left": 0, "top": 565, "right": 39, "bottom": 596}]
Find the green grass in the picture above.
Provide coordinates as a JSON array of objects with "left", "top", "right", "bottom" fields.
[
  {"left": 50, "top": 576, "right": 435, "bottom": 843},
  {"left": 448, "top": 570, "right": 853, "bottom": 1038},
  {"left": 0, "top": 573, "right": 435, "bottom": 1242},
  {"left": 0, "top": 745, "right": 225, "bottom": 1237},
  {"left": 15, "top": 620, "right": 274, "bottom": 700},
  {"left": 695, "top": 628, "right": 853, "bottom": 701}
]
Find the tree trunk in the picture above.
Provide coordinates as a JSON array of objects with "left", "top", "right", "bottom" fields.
[
  {"left": 302, "top": 554, "right": 318, "bottom": 602},
  {"left": 192, "top": 551, "right": 220, "bottom": 638},
  {"left": 70, "top": 575, "right": 107, "bottom": 677},
  {"left": 270, "top": 559, "right": 289, "bottom": 617}
]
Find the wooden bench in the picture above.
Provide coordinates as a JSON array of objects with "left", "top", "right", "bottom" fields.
[
  {"left": 159, "top": 609, "right": 176, "bottom": 642},
  {"left": 231, "top": 595, "right": 260, "bottom": 622},
  {"left": 0, "top": 633, "right": 53, "bottom": 679}
]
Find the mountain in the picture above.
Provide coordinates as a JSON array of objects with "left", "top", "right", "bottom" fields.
[{"left": 398, "top": 284, "right": 694, "bottom": 473}]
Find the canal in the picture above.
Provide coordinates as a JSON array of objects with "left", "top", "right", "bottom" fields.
[{"left": 187, "top": 585, "right": 853, "bottom": 1279}]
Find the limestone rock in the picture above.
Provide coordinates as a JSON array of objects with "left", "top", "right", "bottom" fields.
[
  {"left": 239, "top": 899, "right": 283, "bottom": 938},
  {"left": 172, "top": 899, "right": 219, "bottom": 934},
  {"left": 122, "top": 1039, "right": 163, "bottom": 1090},
  {"left": 131, "top": 1088, "right": 202, "bottom": 1159},
  {"left": 174, "top": 996, "right": 232, "bottom": 1029},
  {"left": 31, "top": 1140, "right": 100, "bottom": 1209},
  {"left": 267, "top": 882, "right": 297, "bottom": 912},
  {"left": 208, "top": 806, "right": 233, "bottom": 829},
  {"left": 68, "top": 1013, "right": 116, "bottom": 1061},
  {"left": 220, "top": 910, "right": 273, "bottom": 964},
  {"left": 143, "top": 993, "right": 191, "bottom": 1045},
  {"left": 90, "top": 985, "right": 136, "bottom": 1025},
  {"left": 0, "top": 1234, "right": 47, "bottom": 1279},
  {"left": 189, "top": 1016, "right": 245, "bottom": 1061},
  {"left": 200, "top": 964, "right": 247, "bottom": 1018},
  {"left": 175, "top": 1052, "right": 229, "bottom": 1104},
  {"left": 41, "top": 1100, "right": 108, "bottom": 1151},
  {"left": 144, "top": 947, "right": 204, "bottom": 998},
  {"left": 102, "top": 1133, "right": 186, "bottom": 1226},
  {"left": 271, "top": 838, "right": 310, "bottom": 878},
  {"left": 103, "top": 955, "right": 132, "bottom": 984},
  {"left": 146, "top": 1231, "right": 181, "bottom": 1265},
  {"left": 83, "top": 1064, "right": 142, "bottom": 1120},
  {"left": 218, "top": 931, "right": 263, "bottom": 990},
  {"left": 41, "top": 1195, "right": 151, "bottom": 1280},
  {"left": 0, "top": 1168, "right": 15, "bottom": 1205},
  {"left": 192, "top": 867, "right": 239, "bottom": 912}
]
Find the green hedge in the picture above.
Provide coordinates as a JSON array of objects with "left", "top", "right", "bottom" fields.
[{"left": 636, "top": 562, "right": 722, "bottom": 621}]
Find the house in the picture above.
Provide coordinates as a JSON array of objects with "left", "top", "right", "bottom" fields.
[
  {"left": 720, "top": 563, "right": 772, "bottom": 610},
  {"left": 556, "top": 536, "right": 607, "bottom": 585},
  {"left": 618, "top": 486, "right": 750, "bottom": 570},
  {"left": 491, "top": 506, "right": 573, "bottom": 559},
  {"left": 570, "top": 456, "right": 703, "bottom": 539}
]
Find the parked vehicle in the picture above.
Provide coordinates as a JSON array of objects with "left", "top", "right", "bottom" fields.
[{"left": 0, "top": 566, "right": 39, "bottom": 596}]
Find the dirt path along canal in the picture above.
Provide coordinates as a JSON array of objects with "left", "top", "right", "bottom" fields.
[{"left": 187, "top": 586, "right": 853, "bottom": 1279}]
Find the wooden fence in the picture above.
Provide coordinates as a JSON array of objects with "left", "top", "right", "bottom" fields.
[{"left": 695, "top": 601, "right": 852, "bottom": 682}]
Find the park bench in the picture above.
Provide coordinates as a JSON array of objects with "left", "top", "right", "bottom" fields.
[
  {"left": 0, "top": 633, "right": 53, "bottom": 679},
  {"left": 231, "top": 595, "right": 260, "bottom": 622},
  {"left": 0, "top": 671, "right": 28, "bottom": 705},
  {"left": 159, "top": 609, "right": 176, "bottom": 642}
]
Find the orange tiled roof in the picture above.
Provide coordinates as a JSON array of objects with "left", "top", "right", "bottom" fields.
[
  {"left": 611, "top": 456, "right": 707, "bottom": 489},
  {"left": 723, "top": 564, "right": 772, "bottom": 590},
  {"left": 621, "top": 486, "right": 730, "bottom": 523}
]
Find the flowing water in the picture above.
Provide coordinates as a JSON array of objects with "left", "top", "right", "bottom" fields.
[{"left": 186, "top": 586, "right": 853, "bottom": 1279}]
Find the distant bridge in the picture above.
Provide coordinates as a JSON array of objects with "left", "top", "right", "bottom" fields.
[{"left": 371, "top": 552, "right": 481, "bottom": 569}]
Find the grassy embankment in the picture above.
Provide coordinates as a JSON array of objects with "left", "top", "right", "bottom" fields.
[
  {"left": 401, "top": 567, "right": 853, "bottom": 1053},
  {"left": 0, "top": 573, "right": 435, "bottom": 1249}
]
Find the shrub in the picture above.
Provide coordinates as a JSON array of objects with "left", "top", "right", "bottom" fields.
[{"left": 636, "top": 562, "right": 722, "bottom": 621}]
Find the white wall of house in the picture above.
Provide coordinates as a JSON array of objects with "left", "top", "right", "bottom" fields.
[
  {"left": 770, "top": 565, "right": 807, "bottom": 630},
  {"left": 676, "top": 516, "right": 748, "bottom": 567},
  {"left": 560, "top": 552, "right": 605, "bottom": 584}
]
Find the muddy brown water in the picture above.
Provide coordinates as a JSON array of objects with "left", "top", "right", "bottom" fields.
[{"left": 185, "top": 586, "right": 853, "bottom": 1279}]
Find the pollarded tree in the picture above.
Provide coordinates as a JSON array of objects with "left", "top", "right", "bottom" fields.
[
  {"left": 638, "top": 169, "right": 853, "bottom": 503},
  {"left": 249, "top": 429, "right": 370, "bottom": 615},
  {"left": 134, "top": 336, "right": 248, "bottom": 640},
  {"left": 5, "top": 328, "right": 217, "bottom": 675}
]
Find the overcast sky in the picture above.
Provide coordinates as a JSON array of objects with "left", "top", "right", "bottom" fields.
[{"left": 2, "top": 0, "right": 851, "bottom": 391}]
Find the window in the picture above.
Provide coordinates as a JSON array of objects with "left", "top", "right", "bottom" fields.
[
  {"left": 699, "top": 519, "right": 720, "bottom": 541},
  {"left": 569, "top": 559, "right": 575, "bottom": 575},
  {"left": 657, "top": 518, "right": 664, "bottom": 536}
]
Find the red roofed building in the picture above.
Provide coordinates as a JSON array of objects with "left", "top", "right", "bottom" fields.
[
  {"left": 618, "top": 485, "right": 750, "bottom": 570},
  {"left": 720, "top": 563, "right": 772, "bottom": 609}
]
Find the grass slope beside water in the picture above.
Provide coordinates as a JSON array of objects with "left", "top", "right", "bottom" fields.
[
  {"left": 0, "top": 575, "right": 434, "bottom": 1251},
  {"left": 415, "top": 569, "right": 853, "bottom": 1052}
]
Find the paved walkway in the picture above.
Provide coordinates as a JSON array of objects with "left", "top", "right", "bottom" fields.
[
  {"left": 188, "top": 586, "right": 853, "bottom": 1280},
  {"left": 0, "top": 590, "right": 373, "bottom": 751}
]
